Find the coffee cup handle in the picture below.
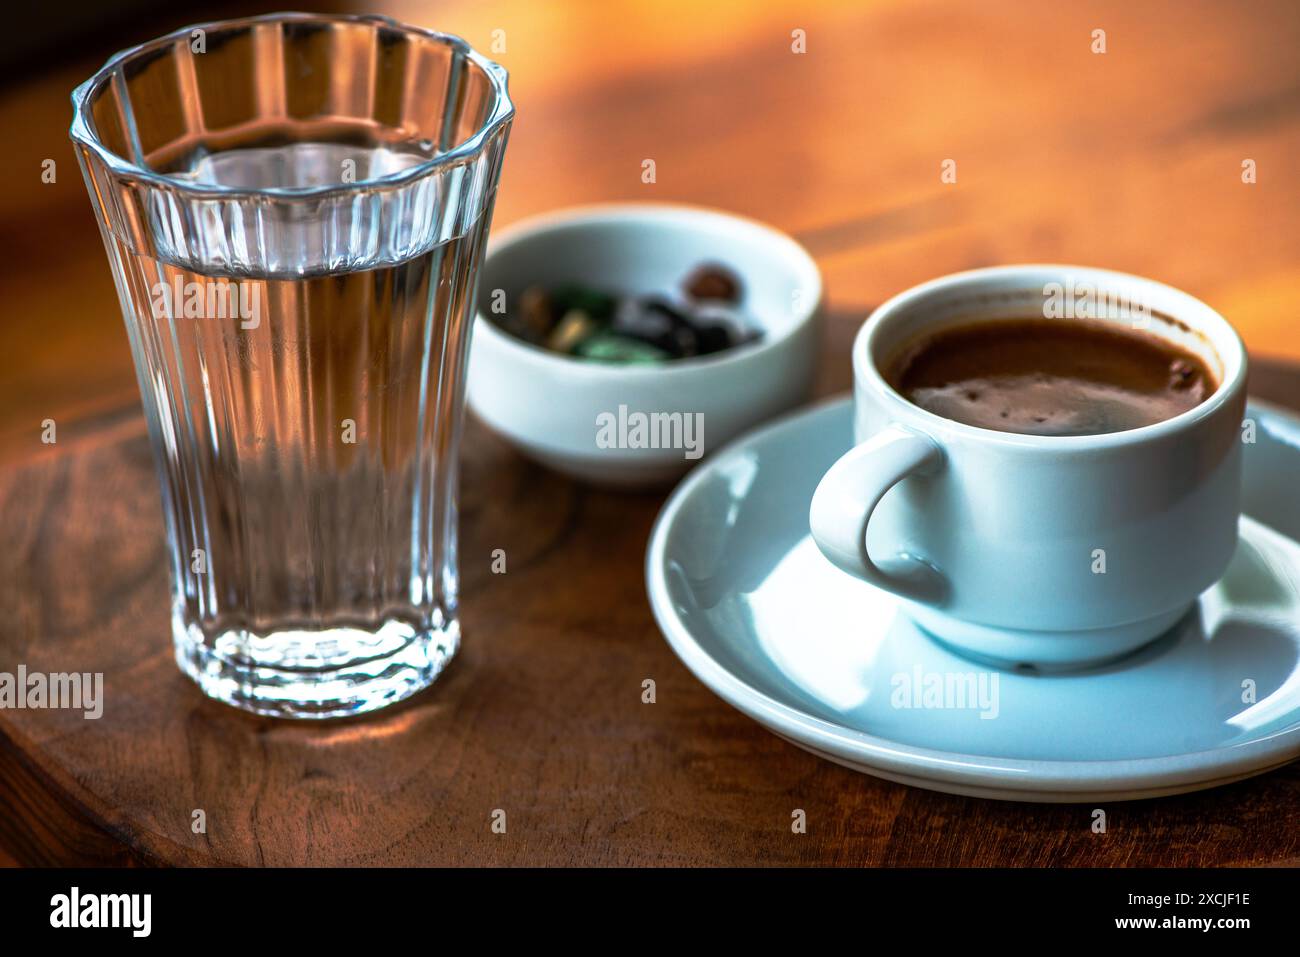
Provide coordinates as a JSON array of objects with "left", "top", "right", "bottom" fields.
[{"left": 809, "top": 424, "right": 947, "bottom": 604}]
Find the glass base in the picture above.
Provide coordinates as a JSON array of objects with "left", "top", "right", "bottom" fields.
[{"left": 173, "top": 616, "right": 459, "bottom": 719}]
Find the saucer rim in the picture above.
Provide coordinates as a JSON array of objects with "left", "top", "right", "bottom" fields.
[{"left": 645, "top": 396, "right": 1300, "bottom": 799}]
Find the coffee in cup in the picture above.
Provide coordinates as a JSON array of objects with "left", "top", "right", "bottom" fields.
[
  {"left": 809, "top": 265, "right": 1247, "bottom": 670},
  {"left": 887, "top": 317, "right": 1215, "bottom": 437}
]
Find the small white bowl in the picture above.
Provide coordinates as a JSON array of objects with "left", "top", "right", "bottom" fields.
[{"left": 466, "top": 203, "right": 823, "bottom": 485}]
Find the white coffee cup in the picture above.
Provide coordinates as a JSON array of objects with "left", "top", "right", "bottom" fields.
[{"left": 809, "top": 265, "right": 1247, "bottom": 669}]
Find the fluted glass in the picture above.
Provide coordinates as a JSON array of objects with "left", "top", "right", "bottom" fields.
[{"left": 70, "top": 13, "right": 513, "bottom": 717}]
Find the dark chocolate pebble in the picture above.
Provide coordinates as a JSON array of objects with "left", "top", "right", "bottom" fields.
[
  {"left": 645, "top": 300, "right": 702, "bottom": 357},
  {"left": 693, "top": 323, "right": 735, "bottom": 355},
  {"left": 687, "top": 305, "right": 761, "bottom": 354},
  {"left": 612, "top": 297, "right": 698, "bottom": 357}
]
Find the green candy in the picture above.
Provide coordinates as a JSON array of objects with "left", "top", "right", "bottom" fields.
[{"left": 576, "top": 333, "right": 670, "bottom": 365}]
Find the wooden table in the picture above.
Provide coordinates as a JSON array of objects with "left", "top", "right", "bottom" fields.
[{"left": 1, "top": 0, "right": 1297, "bottom": 866}]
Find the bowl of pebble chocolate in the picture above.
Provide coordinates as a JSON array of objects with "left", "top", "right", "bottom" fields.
[{"left": 467, "top": 203, "right": 823, "bottom": 485}]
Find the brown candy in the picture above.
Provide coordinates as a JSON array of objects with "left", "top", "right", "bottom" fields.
[
  {"left": 683, "top": 264, "right": 742, "bottom": 303},
  {"left": 517, "top": 286, "right": 558, "bottom": 340}
]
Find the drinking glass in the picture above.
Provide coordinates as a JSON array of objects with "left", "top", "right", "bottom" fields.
[{"left": 69, "top": 13, "right": 513, "bottom": 717}]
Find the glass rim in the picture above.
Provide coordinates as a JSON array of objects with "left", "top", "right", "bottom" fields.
[{"left": 68, "top": 11, "right": 515, "bottom": 201}]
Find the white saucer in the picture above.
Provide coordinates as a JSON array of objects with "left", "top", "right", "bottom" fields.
[{"left": 646, "top": 397, "right": 1300, "bottom": 801}]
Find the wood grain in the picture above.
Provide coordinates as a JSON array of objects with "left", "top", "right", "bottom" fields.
[
  {"left": 2, "top": 0, "right": 1299, "bottom": 465},
  {"left": 0, "top": 347, "right": 1297, "bottom": 867},
  {"left": 1, "top": 0, "right": 1298, "bottom": 866}
]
